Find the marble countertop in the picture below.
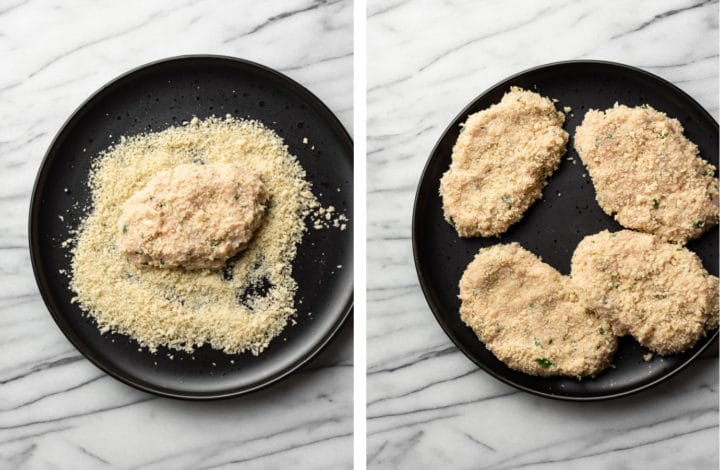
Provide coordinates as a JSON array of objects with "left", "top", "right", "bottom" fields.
[
  {"left": 0, "top": 1, "right": 352, "bottom": 468},
  {"left": 367, "top": 0, "right": 718, "bottom": 468}
]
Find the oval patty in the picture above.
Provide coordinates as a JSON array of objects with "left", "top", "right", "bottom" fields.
[
  {"left": 440, "top": 87, "right": 568, "bottom": 237},
  {"left": 118, "top": 163, "right": 268, "bottom": 270},
  {"left": 571, "top": 230, "right": 718, "bottom": 355},
  {"left": 574, "top": 104, "right": 719, "bottom": 243},
  {"left": 459, "top": 243, "right": 616, "bottom": 378}
]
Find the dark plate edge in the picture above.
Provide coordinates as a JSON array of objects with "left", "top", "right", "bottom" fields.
[
  {"left": 411, "top": 59, "right": 719, "bottom": 402},
  {"left": 28, "top": 54, "right": 354, "bottom": 401}
]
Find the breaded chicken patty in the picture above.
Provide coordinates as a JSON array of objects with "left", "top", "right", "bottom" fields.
[
  {"left": 574, "top": 104, "right": 719, "bottom": 243},
  {"left": 440, "top": 87, "right": 569, "bottom": 237},
  {"left": 459, "top": 243, "right": 616, "bottom": 378},
  {"left": 118, "top": 163, "right": 267, "bottom": 270},
  {"left": 571, "top": 230, "right": 718, "bottom": 355}
]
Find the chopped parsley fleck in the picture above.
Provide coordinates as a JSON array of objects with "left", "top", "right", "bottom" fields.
[
  {"left": 535, "top": 358, "right": 553, "bottom": 369},
  {"left": 501, "top": 194, "right": 513, "bottom": 209},
  {"left": 234, "top": 193, "right": 240, "bottom": 200},
  {"left": 599, "top": 328, "right": 605, "bottom": 335},
  {"left": 122, "top": 224, "right": 128, "bottom": 234},
  {"left": 694, "top": 220, "right": 704, "bottom": 229},
  {"left": 534, "top": 338, "right": 541, "bottom": 347},
  {"left": 606, "top": 133, "right": 613, "bottom": 139},
  {"left": 653, "top": 199, "right": 659, "bottom": 210},
  {"left": 159, "top": 259, "right": 165, "bottom": 265}
]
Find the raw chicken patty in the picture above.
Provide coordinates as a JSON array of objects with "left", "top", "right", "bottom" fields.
[
  {"left": 571, "top": 230, "right": 719, "bottom": 355},
  {"left": 118, "top": 163, "right": 268, "bottom": 269},
  {"left": 574, "top": 104, "right": 719, "bottom": 243},
  {"left": 440, "top": 87, "right": 569, "bottom": 237},
  {"left": 459, "top": 243, "right": 616, "bottom": 378}
]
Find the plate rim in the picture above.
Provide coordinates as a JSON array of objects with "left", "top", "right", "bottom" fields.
[
  {"left": 411, "top": 59, "right": 719, "bottom": 402},
  {"left": 28, "top": 54, "right": 354, "bottom": 400}
]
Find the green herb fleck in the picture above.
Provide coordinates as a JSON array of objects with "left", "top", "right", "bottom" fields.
[
  {"left": 234, "top": 193, "right": 240, "bottom": 200},
  {"left": 606, "top": 133, "right": 613, "bottom": 139},
  {"left": 599, "top": 328, "right": 605, "bottom": 335},
  {"left": 535, "top": 358, "right": 553, "bottom": 369},
  {"left": 156, "top": 201, "right": 165, "bottom": 208},
  {"left": 159, "top": 259, "right": 165, "bottom": 266},
  {"left": 500, "top": 194, "right": 513, "bottom": 209},
  {"left": 610, "top": 233, "right": 617, "bottom": 237},
  {"left": 122, "top": 224, "right": 128, "bottom": 234},
  {"left": 694, "top": 220, "right": 704, "bottom": 229},
  {"left": 653, "top": 199, "right": 659, "bottom": 210},
  {"left": 534, "top": 338, "right": 541, "bottom": 347}
]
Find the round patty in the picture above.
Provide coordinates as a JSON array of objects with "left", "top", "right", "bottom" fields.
[
  {"left": 459, "top": 243, "right": 616, "bottom": 378},
  {"left": 118, "top": 163, "right": 267, "bottom": 270},
  {"left": 439, "top": 87, "right": 569, "bottom": 237},
  {"left": 574, "top": 104, "right": 719, "bottom": 243},
  {"left": 571, "top": 230, "right": 718, "bottom": 355}
]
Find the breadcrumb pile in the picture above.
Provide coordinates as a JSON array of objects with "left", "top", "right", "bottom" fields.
[{"left": 69, "top": 116, "right": 325, "bottom": 355}]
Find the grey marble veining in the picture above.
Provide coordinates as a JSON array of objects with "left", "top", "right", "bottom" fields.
[
  {"left": 0, "top": 1, "right": 352, "bottom": 468},
  {"left": 367, "top": 0, "right": 718, "bottom": 468}
]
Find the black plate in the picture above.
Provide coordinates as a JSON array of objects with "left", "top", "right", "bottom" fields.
[
  {"left": 413, "top": 60, "right": 718, "bottom": 401},
  {"left": 29, "top": 55, "right": 353, "bottom": 399}
]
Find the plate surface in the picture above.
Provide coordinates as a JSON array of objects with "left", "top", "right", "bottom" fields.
[
  {"left": 30, "top": 55, "right": 353, "bottom": 399},
  {"left": 413, "top": 60, "right": 718, "bottom": 400}
]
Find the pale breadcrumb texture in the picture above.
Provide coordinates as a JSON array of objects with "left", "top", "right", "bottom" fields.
[
  {"left": 118, "top": 163, "right": 267, "bottom": 270},
  {"left": 574, "top": 104, "right": 719, "bottom": 243},
  {"left": 459, "top": 243, "right": 616, "bottom": 378},
  {"left": 571, "top": 230, "right": 718, "bottom": 355},
  {"left": 439, "top": 87, "right": 569, "bottom": 237},
  {"left": 70, "top": 116, "right": 320, "bottom": 355}
]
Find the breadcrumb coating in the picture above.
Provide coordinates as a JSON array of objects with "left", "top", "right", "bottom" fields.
[
  {"left": 440, "top": 87, "right": 568, "bottom": 237},
  {"left": 459, "top": 243, "right": 616, "bottom": 378},
  {"left": 571, "top": 230, "right": 718, "bottom": 355},
  {"left": 574, "top": 104, "right": 719, "bottom": 243},
  {"left": 118, "top": 163, "right": 267, "bottom": 270}
]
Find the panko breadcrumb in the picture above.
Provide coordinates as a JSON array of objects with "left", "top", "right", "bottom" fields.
[
  {"left": 571, "top": 230, "right": 719, "bottom": 355},
  {"left": 118, "top": 163, "right": 267, "bottom": 270},
  {"left": 459, "top": 243, "right": 616, "bottom": 378},
  {"left": 574, "top": 104, "right": 719, "bottom": 243},
  {"left": 440, "top": 87, "right": 569, "bottom": 237},
  {"left": 70, "top": 116, "right": 319, "bottom": 355}
]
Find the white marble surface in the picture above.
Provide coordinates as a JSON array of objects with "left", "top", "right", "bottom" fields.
[
  {"left": 367, "top": 1, "right": 718, "bottom": 468},
  {"left": 0, "top": 1, "right": 352, "bottom": 468}
]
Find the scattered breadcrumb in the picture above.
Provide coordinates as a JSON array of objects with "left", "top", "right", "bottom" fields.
[
  {"left": 563, "top": 106, "right": 572, "bottom": 113},
  {"left": 643, "top": 353, "right": 654, "bottom": 362}
]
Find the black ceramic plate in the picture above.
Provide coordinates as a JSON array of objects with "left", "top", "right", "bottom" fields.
[
  {"left": 413, "top": 60, "right": 718, "bottom": 401},
  {"left": 30, "top": 55, "right": 353, "bottom": 399}
]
